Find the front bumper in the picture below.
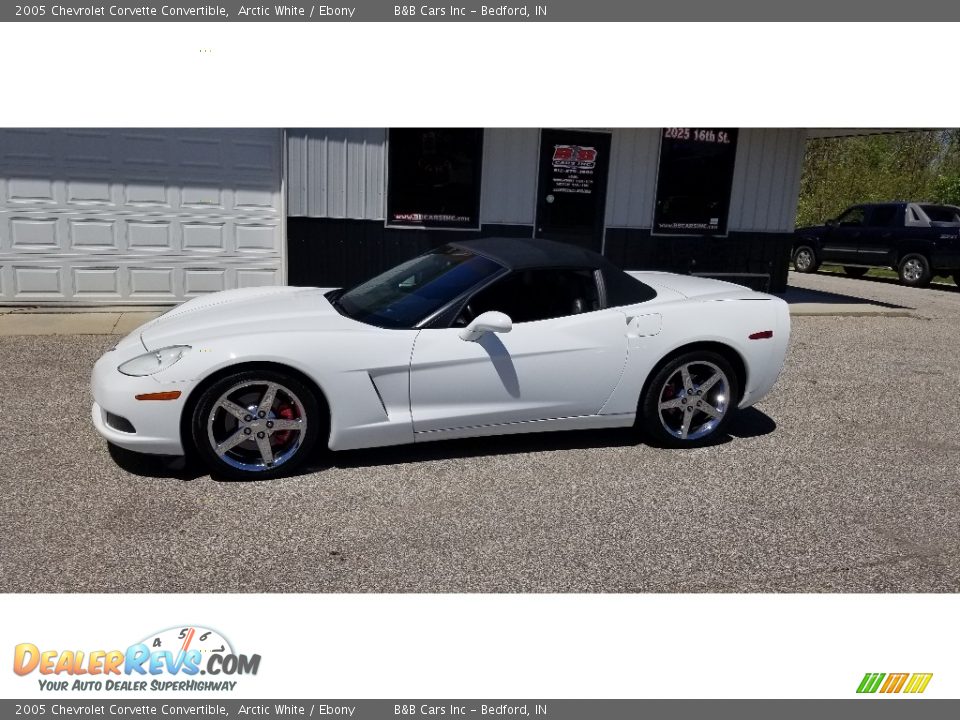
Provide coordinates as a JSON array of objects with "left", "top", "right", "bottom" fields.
[{"left": 90, "top": 351, "right": 193, "bottom": 455}]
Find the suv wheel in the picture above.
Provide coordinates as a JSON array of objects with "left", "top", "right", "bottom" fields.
[
  {"left": 898, "top": 254, "right": 932, "bottom": 288},
  {"left": 792, "top": 245, "right": 819, "bottom": 273}
]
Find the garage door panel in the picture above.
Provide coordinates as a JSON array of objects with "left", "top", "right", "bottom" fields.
[
  {"left": 0, "top": 129, "right": 282, "bottom": 304},
  {"left": 62, "top": 130, "right": 114, "bottom": 166},
  {"left": 10, "top": 217, "right": 61, "bottom": 250},
  {"left": 129, "top": 267, "right": 176, "bottom": 298},
  {"left": 184, "top": 268, "right": 228, "bottom": 295},
  {"left": 127, "top": 221, "right": 174, "bottom": 250},
  {"left": 7, "top": 177, "right": 57, "bottom": 204},
  {"left": 235, "top": 223, "right": 280, "bottom": 252},
  {"left": 13, "top": 266, "right": 63, "bottom": 298},
  {"left": 124, "top": 180, "right": 171, "bottom": 207},
  {"left": 1, "top": 129, "right": 57, "bottom": 165},
  {"left": 181, "top": 222, "right": 226, "bottom": 251},
  {"left": 73, "top": 267, "right": 122, "bottom": 298},
  {"left": 66, "top": 179, "right": 113, "bottom": 205},
  {"left": 236, "top": 268, "right": 280, "bottom": 287},
  {"left": 181, "top": 184, "right": 224, "bottom": 209},
  {"left": 120, "top": 133, "right": 172, "bottom": 169},
  {"left": 69, "top": 219, "right": 119, "bottom": 249}
]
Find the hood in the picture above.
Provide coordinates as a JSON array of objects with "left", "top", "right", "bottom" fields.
[
  {"left": 795, "top": 224, "right": 826, "bottom": 235},
  {"left": 139, "top": 285, "right": 360, "bottom": 350},
  {"left": 627, "top": 271, "right": 759, "bottom": 301}
]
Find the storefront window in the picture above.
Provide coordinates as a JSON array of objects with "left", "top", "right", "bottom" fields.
[
  {"left": 653, "top": 128, "right": 739, "bottom": 235},
  {"left": 387, "top": 128, "right": 484, "bottom": 229}
]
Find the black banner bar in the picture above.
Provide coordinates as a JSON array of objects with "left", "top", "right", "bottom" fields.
[
  {"left": 2, "top": 700, "right": 958, "bottom": 719},
  {"left": 4, "top": 0, "right": 960, "bottom": 21}
]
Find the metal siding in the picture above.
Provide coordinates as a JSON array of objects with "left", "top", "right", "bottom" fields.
[
  {"left": 480, "top": 128, "right": 538, "bottom": 225},
  {"left": 0, "top": 129, "right": 283, "bottom": 304},
  {"left": 779, "top": 129, "right": 806, "bottom": 232},
  {"left": 286, "top": 130, "right": 307, "bottom": 217},
  {"left": 728, "top": 128, "right": 805, "bottom": 233},
  {"left": 287, "top": 128, "right": 386, "bottom": 221},
  {"left": 605, "top": 128, "right": 661, "bottom": 228}
]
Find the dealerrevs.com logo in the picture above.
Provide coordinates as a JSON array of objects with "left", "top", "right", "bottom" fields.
[{"left": 13, "top": 626, "right": 261, "bottom": 692}]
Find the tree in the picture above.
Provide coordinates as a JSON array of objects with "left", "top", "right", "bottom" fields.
[{"left": 796, "top": 130, "right": 960, "bottom": 227}]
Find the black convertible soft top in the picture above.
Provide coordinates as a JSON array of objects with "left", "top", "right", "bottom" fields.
[
  {"left": 451, "top": 236, "right": 606, "bottom": 271},
  {"left": 450, "top": 236, "right": 657, "bottom": 305}
]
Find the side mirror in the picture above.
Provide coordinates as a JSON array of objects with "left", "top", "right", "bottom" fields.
[
  {"left": 459, "top": 311, "right": 512, "bottom": 342},
  {"left": 825, "top": 218, "right": 837, "bottom": 227}
]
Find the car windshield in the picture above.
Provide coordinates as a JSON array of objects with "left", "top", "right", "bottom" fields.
[{"left": 334, "top": 245, "right": 504, "bottom": 328}]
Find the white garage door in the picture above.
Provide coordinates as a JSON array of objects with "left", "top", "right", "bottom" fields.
[{"left": 0, "top": 129, "right": 284, "bottom": 304}]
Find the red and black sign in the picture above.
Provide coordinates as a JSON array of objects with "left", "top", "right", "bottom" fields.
[{"left": 536, "top": 130, "right": 611, "bottom": 251}]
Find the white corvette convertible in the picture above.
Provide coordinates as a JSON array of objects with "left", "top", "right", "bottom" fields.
[{"left": 92, "top": 237, "right": 790, "bottom": 479}]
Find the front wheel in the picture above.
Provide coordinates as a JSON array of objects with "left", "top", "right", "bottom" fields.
[
  {"left": 843, "top": 266, "right": 869, "bottom": 278},
  {"left": 792, "top": 245, "right": 819, "bottom": 273},
  {"left": 640, "top": 351, "right": 740, "bottom": 448},
  {"left": 898, "top": 253, "right": 931, "bottom": 288},
  {"left": 192, "top": 369, "right": 321, "bottom": 480}
]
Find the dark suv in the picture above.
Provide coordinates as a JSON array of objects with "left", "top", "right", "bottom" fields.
[{"left": 793, "top": 202, "right": 960, "bottom": 287}]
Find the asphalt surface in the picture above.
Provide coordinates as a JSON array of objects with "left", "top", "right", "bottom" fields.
[{"left": 2, "top": 271, "right": 959, "bottom": 592}]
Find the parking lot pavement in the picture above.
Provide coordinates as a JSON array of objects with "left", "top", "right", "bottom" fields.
[{"left": 1, "top": 273, "right": 959, "bottom": 593}]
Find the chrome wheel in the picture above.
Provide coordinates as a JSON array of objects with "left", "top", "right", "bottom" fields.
[
  {"left": 657, "top": 361, "right": 730, "bottom": 441},
  {"left": 794, "top": 248, "right": 814, "bottom": 272},
  {"left": 902, "top": 258, "right": 924, "bottom": 282},
  {"left": 206, "top": 380, "right": 307, "bottom": 472}
]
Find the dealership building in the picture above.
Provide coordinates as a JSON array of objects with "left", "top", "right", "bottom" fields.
[{"left": 0, "top": 127, "right": 818, "bottom": 305}]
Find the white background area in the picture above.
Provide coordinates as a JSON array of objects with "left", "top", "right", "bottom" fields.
[{"left": 0, "top": 20, "right": 957, "bottom": 700}]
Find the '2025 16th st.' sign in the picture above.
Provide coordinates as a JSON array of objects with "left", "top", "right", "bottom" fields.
[{"left": 654, "top": 127, "right": 739, "bottom": 235}]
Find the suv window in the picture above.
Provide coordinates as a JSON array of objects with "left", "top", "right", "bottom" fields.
[
  {"left": 920, "top": 204, "right": 960, "bottom": 224},
  {"left": 868, "top": 205, "right": 898, "bottom": 227},
  {"left": 837, "top": 207, "right": 867, "bottom": 227},
  {"left": 458, "top": 268, "right": 600, "bottom": 325}
]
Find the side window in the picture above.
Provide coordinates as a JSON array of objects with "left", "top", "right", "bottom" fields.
[
  {"left": 868, "top": 205, "right": 898, "bottom": 227},
  {"left": 458, "top": 269, "right": 600, "bottom": 325},
  {"left": 837, "top": 207, "right": 867, "bottom": 227}
]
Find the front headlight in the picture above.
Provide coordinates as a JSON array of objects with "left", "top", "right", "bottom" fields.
[{"left": 118, "top": 346, "right": 191, "bottom": 376}]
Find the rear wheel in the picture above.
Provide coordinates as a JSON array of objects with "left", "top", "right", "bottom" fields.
[
  {"left": 792, "top": 245, "right": 819, "bottom": 273},
  {"left": 953, "top": 271, "right": 960, "bottom": 288},
  {"left": 843, "top": 266, "right": 869, "bottom": 278},
  {"left": 898, "top": 253, "right": 931, "bottom": 288},
  {"left": 192, "top": 369, "right": 321, "bottom": 480},
  {"left": 640, "top": 351, "right": 740, "bottom": 448}
]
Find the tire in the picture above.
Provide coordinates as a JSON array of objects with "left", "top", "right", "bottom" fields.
[
  {"left": 191, "top": 369, "right": 322, "bottom": 480},
  {"left": 843, "top": 266, "right": 869, "bottom": 278},
  {"left": 792, "top": 245, "right": 820, "bottom": 273},
  {"left": 640, "top": 351, "right": 740, "bottom": 448},
  {"left": 953, "top": 271, "right": 960, "bottom": 288},
  {"left": 898, "top": 253, "right": 932, "bottom": 288}
]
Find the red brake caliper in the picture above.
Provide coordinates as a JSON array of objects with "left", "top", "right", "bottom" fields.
[{"left": 272, "top": 403, "right": 297, "bottom": 446}]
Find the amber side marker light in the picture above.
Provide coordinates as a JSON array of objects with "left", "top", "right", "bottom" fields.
[
  {"left": 135, "top": 391, "right": 182, "bottom": 401},
  {"left": 748, "top": 330, "right": 774, "bottom": 340}
]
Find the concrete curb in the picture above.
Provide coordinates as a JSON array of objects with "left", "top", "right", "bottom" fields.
[
  {"left": 0, "top": 312, "right": 163, "bottom": 336},
  {"left": 788, "top": 305, "right": 914, "bottom": 318}
]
